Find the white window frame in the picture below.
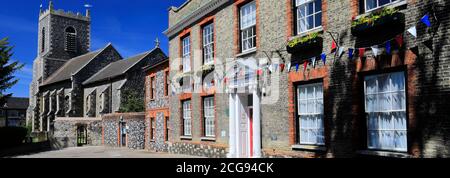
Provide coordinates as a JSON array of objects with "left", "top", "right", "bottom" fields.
[
  {"left": 240, "top": 1, "right": 257, "bottom": 53},
  {"left": 182, "top": 100, "right": 192, "bottom": 136},
  {"left": 364, "top": 0, "right": 402, "bottom": 13},
  {"left": 364, "top": 72, "right": 407, "bottom": 152},
  {"left": 297, "top": 82, "right": 325, "bottom": 145},
  {"left": 182, "top": 36, "right": 191, "bottom": 73},
  {"left": 203, "top": 97, "right": 215, "bottom": 137},
  {"left": 296, "top": 0, "right": 322, "bottom": 34},
  {"left": 202, "top": 23, "right": 214, "bottom": 65}
]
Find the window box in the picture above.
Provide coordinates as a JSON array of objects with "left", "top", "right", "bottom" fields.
[
  {"left": 351, "top": 8, "right": 404, "bottom": 37},
  {"left": 197, "top": 64, "right": 215, "bottom": 76},
  {"left": 286, "top": 32, "right": 323, "bottom": 54}
]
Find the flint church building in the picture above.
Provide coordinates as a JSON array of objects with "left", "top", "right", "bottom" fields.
[
  {"left": 28, "top": 2, "right": 166, "bottom": 134},
  {"left": 164, "top": 0, "right": 450, "bottom": 158}
]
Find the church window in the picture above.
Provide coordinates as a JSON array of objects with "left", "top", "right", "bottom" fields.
[{"left": 65, "top": 27, "right": 77, "bottom": 52}]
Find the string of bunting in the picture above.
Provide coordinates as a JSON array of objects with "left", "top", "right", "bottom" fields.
[{"left": 281, "top": 12, "right": 434, "bottom": 74}]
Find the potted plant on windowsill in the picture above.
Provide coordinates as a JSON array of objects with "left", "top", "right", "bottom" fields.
[
  {"left": 351, "top": 7, "right": 405, "bottom": 37},
  {"left": 286, "top": 32, "right": 323, "bottom": 54}
]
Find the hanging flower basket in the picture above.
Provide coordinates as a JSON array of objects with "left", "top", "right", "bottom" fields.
[
  {"left": 286, "top": 32, "right": 323, "bottom": 54},
  {"left": 351, "top": 8, "right": 405, "bottom": 37}
]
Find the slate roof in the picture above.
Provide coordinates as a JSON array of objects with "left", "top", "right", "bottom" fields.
[
  {"left": 142, "top": 48, "right": 169, "bottom": 71},
  {"left": 1, "top": 97, "right": 29, "bottom": 110},
  {"left": 41, "top": 44, "right": 113, "bottom": 86},
  {"left": 82, "top": 47, "right": 167, "bottom": 85}
]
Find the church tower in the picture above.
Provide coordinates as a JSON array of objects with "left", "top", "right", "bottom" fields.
[
  {"left": 38, "top": 1, "right": 91, "bottom": 80},
  {"left": 28, "top": 1, "right": 91, "bottom": 130}
]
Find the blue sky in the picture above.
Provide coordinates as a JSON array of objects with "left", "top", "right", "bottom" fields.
[{"left": 0, "top": 0, "right": 186, "bottom": 97}]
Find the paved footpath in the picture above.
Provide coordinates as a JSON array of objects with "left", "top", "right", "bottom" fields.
[{"left": 13, "top": 146, "right": 203, "bottom": 158}]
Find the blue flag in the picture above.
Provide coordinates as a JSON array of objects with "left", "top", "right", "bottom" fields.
[
  {"left": 386, "top": 41, "right": 391, "bottom": 55},
  {"left": 321, "top": 53, "right": 327, "bottom": 64},
  {"left": 421, "top": 14, "right": 431, "bottom": 27},
  {"left": 348, "top": 48, "right": 354, "bottom": 59},
  {"left": 296, "top": 63, "right": 299, "bottom": 72}
]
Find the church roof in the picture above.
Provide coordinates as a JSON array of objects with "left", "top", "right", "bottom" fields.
[
  {"left": 42, "top": 43, "right": 114, "bottom": 86},
  {"left": 82, "top": 47, "right": 166, "bottom": 85}
]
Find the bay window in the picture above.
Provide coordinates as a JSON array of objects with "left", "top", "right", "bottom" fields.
[
  {"left": 365, "top": 72, "right": 407, "bottom": 152},
  {"left": 203, "top": 97, "right": 215, "bottom": 137},
  {"left": 202, "top": 23, "right": 214, "bottom": 65},
  {"left": 182, "top": 100, "right": 192, "bottom": 136},
  {"left": 296, "top": 83, "right": 324, "bottom": 145},
  {"left": 296, "top": 0, "right": 322, "bottom": 34},
  {"left": 240, "top": 1, "right": 256, "bottom": 52}
]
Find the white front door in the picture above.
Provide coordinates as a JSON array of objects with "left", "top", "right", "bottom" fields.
[{"left": 239, "top": 107, "right": 249, "bottom": 157}]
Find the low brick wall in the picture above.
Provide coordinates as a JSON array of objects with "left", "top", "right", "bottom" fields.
[
  {"left": 53, "top": 117, "right": 102, "bottom": 149},
  {"left": 102, "top": 113, "right": 146, "bottom": 149}
]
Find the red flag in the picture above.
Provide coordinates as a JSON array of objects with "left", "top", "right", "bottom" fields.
[
  {"left": 395, "top": 35, "right": 404, "bottom": 48},
  {"left": 331, "top": 41, "right": 337, "bottom": 52},
  {"left": 224, "top": 77, "right": 228, "bottom": 84},
  {"left": 279, "top": 63, "right": 285, "bottom": 72},
  {"left": 257, "top": 69, "right": 263, "bottom": 76},
  {"left": 359, "top": 48, "right": 366, "bottom": 57},
  {"left": 303, "top": 60, "right": 308, "bottom": 72}
]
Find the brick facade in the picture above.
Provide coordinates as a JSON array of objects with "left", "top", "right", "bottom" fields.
[{"left": 165, "top": 0, "right": 450, "bottom": 158}]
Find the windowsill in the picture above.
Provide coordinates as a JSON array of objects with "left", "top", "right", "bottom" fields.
[
  {"left": 180, "top": 136, "right": 192, "bottom": 140},
  {"left": 356, "top": 1, "right": 407, "bottom": 19},
  {"left": 290, "top": 27, "right": 323, "bottom": 40},
  {"left": 357, "top": 150, "right": 411, "bottom": 158},
  {"left": 201, "top": 137, "right": 216, "bottom": 142},
  {"left": 292, "top": 144, "right": 326, "bottom": 152},
  {"left": 236, "top": 48, "right": 257, "bottom": 58}
]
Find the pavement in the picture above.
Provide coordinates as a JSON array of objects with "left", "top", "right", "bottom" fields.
[{"left": 13, "top": 146, "right": 203, "bottom": 158}]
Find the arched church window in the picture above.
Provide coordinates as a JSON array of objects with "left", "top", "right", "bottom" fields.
[{"left": 65, "top": 26, "right": 77, "bottom": 52}]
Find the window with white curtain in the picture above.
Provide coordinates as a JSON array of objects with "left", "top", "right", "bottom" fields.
[
  {"left": 240, "top": 1, "right": 256, "bottom": 52},
  {"left": 202, "top": 23, "right": 214, "bottom": 65},
  {"left": 297, "top": 83, "right": 324, "bottom": 145},
  {"left": 364, "top": 0, "right": 402, "bottom": 12},
  {"left": 182, "top": 100, "right": 192, "bottom": 136},
  {"left": 182, "top": 36, "right": 191, "bottom": 73},
  {"left": 365, "top": 72, "right": 407, "bottom": 152},
  {"left": 296, "top": 0, "right": 322, "bottom": 34},
  {"left": 203, "top": 97, "right": 215, "bottom": 137}
]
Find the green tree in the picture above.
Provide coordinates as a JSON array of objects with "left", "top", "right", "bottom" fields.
[
  {"left": 118, "top": 90, "right": 144, "bottom": 113},
  {"left": 0, "top": 38, "right": 24, "bottom": 106}
]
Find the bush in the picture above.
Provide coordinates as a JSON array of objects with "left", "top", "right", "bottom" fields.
[{"left": 0, "top": 127, "right": 28, "bottom": 149}]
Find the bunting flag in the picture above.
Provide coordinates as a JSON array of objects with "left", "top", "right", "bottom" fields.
[
  {"left": 280, "top": 63, "right": 285, "bottom": 72},
  {"left": 257, "top": 69, "right": 263, "bottom": 76},
  {"left": 407, "top": 26, "right": 417, "bottom": 38},
  {"left": 224, "top": 77, "right": 228, "bottom": 84},
  {"left": 386, "top": 41, "right": 391, "bottom": 55},
  {"left": 359, "top": 48, "right": 366, "bottom": 58},
  {"left": 287, "top": 63, "right": 291, "bottom": 72},
  {"left": 395, "top": 35, "right": 404, "bottom": 48},
  {"left": 303, "top": 61, "right": 308, "bottom": 72},
  {"left": 321, "top": 53, "right": 327, "bottom": 64},
  {"left": 273, "top": 64, "right": 278, "bottom": 72},
  {"left": 311, "top": 57, "right": 317, "bottom": 68},
  {"left": 268, "top": 64, "right": 273, "bottom": 73},
  {"left": 331, "top": 41, "right": 337, "bottom": 52},
  {"left": 421, "top": 14, "right": 431, "bottom": 27},
  {"left": 371, "top": 46, "right": 380, "bottom": 57},
  {"left": 338, "top": 47, "right": 345, "bottom": 57},
  {"left": 348, "top": 48, "right": 354, "bottom": 59},
  {"left": 295, "top": 63, "right": 299, "bottom": 72}
]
